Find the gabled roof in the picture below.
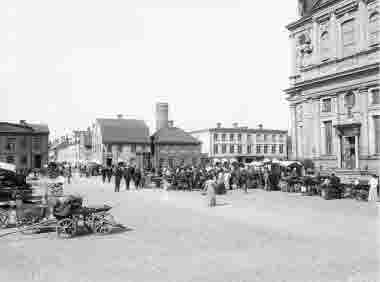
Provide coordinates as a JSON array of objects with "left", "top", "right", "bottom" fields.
[
  {"left": 153, "top": 127, "right": 201, "bottom": 145},
  {"left": 96, "top": 118, "right": 150, "bottom": 144},
  {"left": 0, "top": 122, "right": 49, "bottom": 134}
]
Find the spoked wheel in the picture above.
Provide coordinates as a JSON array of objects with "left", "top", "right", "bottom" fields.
[
  {"left": 0, "top": 213, "right": 9, "bottom": 228},
  {"left": 94, "top": 221, "right": 112, "bottom": 235},
  {"left": 56, "top": 218, "right": 77, "bottom": 238}
]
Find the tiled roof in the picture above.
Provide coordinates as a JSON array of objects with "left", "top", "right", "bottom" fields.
[
  {"left": 153, "top": 127, "right": 201, "bottom": 145},
  {"left": 97, "top": 118, "right": 150, "bottom": 144},
  {"left": 0, "top": 122, "right": 49, "bottom": 134}
]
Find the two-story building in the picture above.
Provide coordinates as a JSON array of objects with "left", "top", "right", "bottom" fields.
[
  {"left": 285, "top": 0, "right": 380, "bottom": 174},
  {"left": 190, "top": 123, "right": 288, "bottom": 163},
  {"left": 0, "top": 120, "right": 49, "bottom": 170},
  {"left": 91, "top": 115, "right": 151, "bottom": 168}
]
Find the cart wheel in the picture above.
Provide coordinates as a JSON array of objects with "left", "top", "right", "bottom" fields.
[
  {"left": 0, "top": 213, "right": 8, "bottom": 228},
  {"left": 56, "top": 218, "right": 77, "bottom": 238},
  {"left": 94, "top": 221, "right": 112, "bottom": 235}
]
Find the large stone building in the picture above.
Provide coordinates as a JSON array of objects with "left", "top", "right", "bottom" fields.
[
  {"left": 151, "top": 103, "right": 202, "bottom": 169},
  {"left": 0, "top": 120, "right": 49, "bottom": 170},
  {"left": 285, "top": 0, "right": 380, "bottom": 174},
  {"left": 91, "top": 115, "right": 151, "bottom": 168},
  {"left": 190, "top": 123, "right": 288, "bottom": 163}
]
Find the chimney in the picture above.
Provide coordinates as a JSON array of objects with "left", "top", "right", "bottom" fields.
[
  {"left": 156, "top": 102, "right": 169, "bottom": 131},
  {"left": 233, "top": 122, "right": 238, "bottom": 128},
  {"left": 168, "top": 120, "right": 174, "bottom": 128},
  {"left": 216, "top": 122, "right": 222, "bottom": 128},
  {"left": 117, "top": 114, "right": 123, "bottom": 119},
  {"left": 258, "top": 124, "right": 263, "bottom": 130}
]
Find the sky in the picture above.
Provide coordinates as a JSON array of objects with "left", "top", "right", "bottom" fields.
[{"left": 1, "top": 0, "right": 299, "bottom": 139}]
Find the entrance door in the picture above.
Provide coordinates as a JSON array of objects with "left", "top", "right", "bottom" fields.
[
  {"left": 34, "top": 155, "right": 42, "bottom": 169},
  {"left": 342, "top": 136, "right": 355, "bottom": 169}
]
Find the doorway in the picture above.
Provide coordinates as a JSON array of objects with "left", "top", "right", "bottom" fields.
[
  {"left": 106, "top": 158, "right": 112, "bottom": 167},
  {"left": 34, "top": 155, "right": 42, "bottom": 169},
  {"left": 342, "top": 136, "right": 355, "bottom": 169}
]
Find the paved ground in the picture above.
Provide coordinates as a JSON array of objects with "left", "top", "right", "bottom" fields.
[{"left": 0, "top": 177, "right": 379, "bottom": 282}]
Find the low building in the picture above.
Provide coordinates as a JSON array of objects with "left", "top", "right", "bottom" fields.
[
  {"left": 0, "top": 120, "right": 49, "bottom": 170},
  {"left": 91, "top": 115, "right": 151, "bottom": 168},
  {"left": 152, "top": 121, "right": 202, "bottom": 169},
  {"left": 190, "top": 123, "right": 288, "bottom": 163}
]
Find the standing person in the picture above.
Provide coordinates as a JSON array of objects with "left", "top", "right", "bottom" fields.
[
  {"left": 101, "top": 166, "right": 107, "bottom": 184},
  {"left": 107, "top": 166, "right": 112, "bottom": 183},
  {"left": 204, "top": 175, "right": 217, "bottom": 207},
  {"left": 368, "top": 174, "right": 379, "bottom": 202},
  {"left": 240, "top": 167, "right": 248, "bottom": 193},
  {"left": 114, "top": 165, "right": 123, "bottom": 192},
  {"left": 67, "top": 165, "right": 72, "bottom": 184},
  {"left": 123, "top": 165, "right": 131, "bottom": 190},
  {"left": 134, "top": 168, "right": 142, "bottom": 190}
]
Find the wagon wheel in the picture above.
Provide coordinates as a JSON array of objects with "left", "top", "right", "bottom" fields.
[
  {"left": 94, "top": 220, "right": 112, "bottom": 235},
  {"left": 0, "top": 212, "right": 9, "bottom": 228},
  {"left": 56, "top": 218, "right": 77, "bottom": 238}
]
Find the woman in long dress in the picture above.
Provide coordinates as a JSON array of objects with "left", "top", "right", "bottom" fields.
[
  {"left": 204, "top": 175, "right": 216, "bottom": 207},
  {"left": 368, "top": 174, "right": 379, "bottom": 202}
]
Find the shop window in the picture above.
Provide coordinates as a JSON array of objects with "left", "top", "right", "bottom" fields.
[
  {"left": 222, "top": 144, "right": 227, "bottom": 154},
  {"left": 6, "top": 137, "right": 16, "bottom": 152},
  {"left": 213, "top": 144, "right": 219, "bottom": 154},
  {"left": 271, "top": 145, "right": 276, "bottom": 154},
  {"left": 256, "top": 145, "right": 261, "bottom": 154},
  {"left": 264, "top": 145, "right": 268, "bottom": 154},
  {"left": 237, "top": 145, "right": 242, "bottom": 154},
  {"left": 371, "top": 89, "right": 380, "bottom": 105},
  {"left": 230, "top": 145, "right": 234, "bottom": 154},
  {"left": 322, "top": 98, "right": 332, "bottom": 112},
  {"left": 374, "top": 116, "right": 380, "bottom": 154},
  {"left": 247, "top": 145, "right": 252, "bottom": 154},
  {"left": 341, "top": 19, "right": 356, "bottom": 57},
  {"left": 324, "top": 121, "right": 333, "bottom": 155},
  {"left": 369, "top": 12, "right": 379, "bottom": 46},
  {"left": 320, "top": 31, "right": 330, "bottom": 60},
  {"left": 279, "top": 144, "right": 284, "bottom": 154}
]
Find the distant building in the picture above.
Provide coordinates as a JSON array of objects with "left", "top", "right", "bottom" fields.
[
  {"left": 151, "top": 103, "right": 202, "bottom": 170},
  {"left": 190, "top": 123, "right": 288, "bottom": 163},
  {"left": 91, "top": 115, "right": 151, "bottom": 168},
  {"left": 285, "top": 0, "right": 380, "bottom": 174},
  {"left": 0, "top": 120, "right": 49, "bottom": 170},
  {"left": 152, "top": 121, "right": 202, "bottom": 169}
]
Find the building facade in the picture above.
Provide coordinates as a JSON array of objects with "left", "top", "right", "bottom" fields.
[
  {"left": 91, "top": 115, "right": 151, "bottom": 168},
  {"left": 190, "top": 123, "right": 288, "bottom": 163},
  {"left": 0, "top": 121, "right": 49, "bottom": 170},
  {"left": 285, "top": 0, "right": 380, "bottom": 174}
]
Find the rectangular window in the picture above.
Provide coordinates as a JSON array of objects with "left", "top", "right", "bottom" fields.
[
  {"left": 256, "top": 134, "right": 262, "bottom": 142},
  {"left": 272, "top": 134, "right": 276, "bottom": 142},
  {"left": 322, "top": 98, "right": 332, "bottom": 112},
  {"left": 271, "top": 144, "right": 276, "bottom": 154},
  {"left": 247, "top": 145, "right": 252, "bottom": 154},
  {"left": 279, "top": 144, "right": 284, "bottom": 154},
  {"left": 6, "top": 137, "right": 16, "bottom": 152},
  {"left": 222, "top": 144, "right": 227, "bottom": 154},
  {"left": 221, "top": 134, "right": 226, "bottom": 141},
  {"left": 6, "top": 155, "right": 15, "bottom": 164},
  {"left": 374, "top": 116, "right": 380, "bottom": 154},
  {"left": 369, "top": 12, "right": 379, "bottom": 46},
  {"left": 237, "top": 145, "right": 242, "bottom": 154},
  {"left": 213, "top": 133, "right": 218, "bottom": 141},
  {"left": 247, "top": 134, "right": 252, "bottom": 142},
  {"left": 237, "top": 134, "right": 242, "bottom": 142},
  {"left": 264, "top": 145, "right": 268, "bottom": 154},
  {"left": 372, "top": 89, "right": 380, "bottom": 105},
  {"left": 230, "top": 145, "right": 234, "bottom": 154},
  {"left": 256, "top": 145, "right": 261, "bottom": 154},
  {"left": 264, "top": 134, "right": 268, "bottom": 141},
  {"left": 320, "top": 31, "right": 330, "bottom": 59},
  {"left": 324, "top": 121, "right": 333, "bottom": 155},
  {"left": 118, "top": 145, "right": 123, "bottom": 152},
  {"left": 20, "top": 136, "right": 27, "bottom": 149},
  {"left": 230, "top": 134, "right": 234, "bottom": 141},
  {"left": 214, "top": 144, "right": 219, "bottom": 154},
  {"left": 342, "top": 20, "right": 356, "bottom": 57}
]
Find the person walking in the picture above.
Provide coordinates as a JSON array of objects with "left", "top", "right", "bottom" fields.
[
  {"left": 114, "top": 165, "right": 123, "bottom": 192},
  {"left": 67, "top": 165, "right": 72, "bottom": 184},
  {"left": 368, "top": 174, "right": 379, "bottom": 202},
  {"left": 134, "top": 168, "right": 142, "bottom": 190},
  {"left": 204, "top": 175, "right": 217, "bottom": 207},
  {"left": 101, "top": 166, "right": 107, "bottom": 184},
  {"left": 123, "top": 165, "right": 131, "bottom": 190},
  {"left": 240, "top": 167, "right": 248, "bottom": 193}
]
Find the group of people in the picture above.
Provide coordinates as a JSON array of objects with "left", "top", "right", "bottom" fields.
[{"left": 100, "top": 164, "right": 143, "bottom": 192}]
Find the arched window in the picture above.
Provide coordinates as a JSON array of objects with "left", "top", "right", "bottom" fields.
[
  {"left": 369, "top": 12, "right": 379, "bottom": 46},
  {"left": 341, "top": 19, "right": 356, "bottom": 57},
  {"left": 320, "top": 31, "right": 330, "bottom": 60}
]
